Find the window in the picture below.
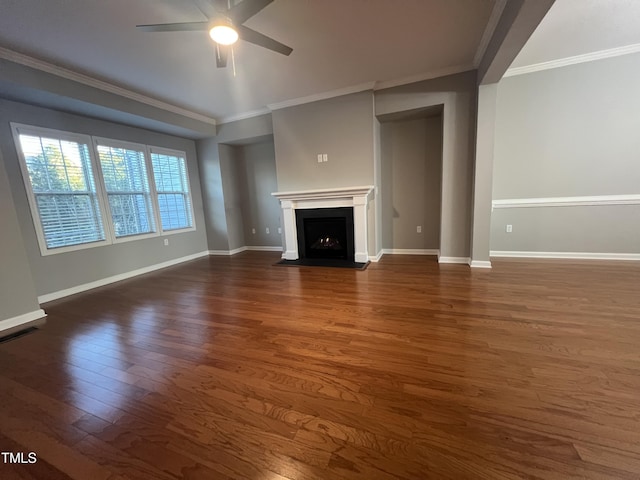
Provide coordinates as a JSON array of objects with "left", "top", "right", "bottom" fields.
[
  {"left": 150, "top": 148, "right": 194, "bottom": 232},
  {"left": 13, "top": 127, "right": 108, "bottom": 253},
  {"left": 11, "top": 123, "right": 195, "bottom": 255},
  {"left": 95, "top": 141, "right": 156, "bottom": 239}
]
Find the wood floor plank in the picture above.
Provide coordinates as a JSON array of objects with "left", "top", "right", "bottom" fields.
[{"left": 1, "top": 252, "right": 640, "bottom": 479}]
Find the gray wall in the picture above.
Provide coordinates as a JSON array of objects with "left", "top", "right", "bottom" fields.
[
  {"left": 375, "top": 71, "right": 477, "bottom": 259},
  {"left": 380, "top": 116, "right": 442, "bottom": 250},
  {"left": 218, "top": 143, "right": 246, "bottom": 251},
  {"left": 272, "top": 91, "right": 377, "bottom": 257},
  {"left": 470, "top": 83, "right": 498, "bottom": 264},
  {"left": 371, "top": 116, "right": 382, "bottom": 257},
  {"left": 1, "top": 57, "right": 217, "bottom": 139},
  {"left": 477, "top": 0, "right": 555, "bottom": 84},
  {"left": 491, "top": 206, "right": 640, "bottom": 253},
  {"left": 492, "top": 53, "right": 640, "bottom": 254},
  {"left": 0, "top": 149, "right": 41, "bottom": 321},
  {"left": 212, "top": 140, "right": 281, "bottom": 251},
  {"left": 236, "top": 141, "right": 281, "bottom": 247},
  {"left": 196, "top": 114, "right": 275, "bottom": 251},
  {"left": 197, "top": 137, "right": 230, "bottom": 251},
  {"left": 0, "top": 98, "right": 208, "bottom": 297},
  {"left": 272, "top": 91, "right": 375, "bottom": 191},
  {"left": 271, "top": 75, "right": 477, "bottom": 260}
]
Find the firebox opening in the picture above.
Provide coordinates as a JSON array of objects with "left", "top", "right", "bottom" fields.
[{"left": 295, "top": 207, "right": 355, "bottom": 262}]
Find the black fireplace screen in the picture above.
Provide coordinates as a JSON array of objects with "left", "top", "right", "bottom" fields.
[{"left": 295, "top": 208, "right": 354, "bottom": 261}]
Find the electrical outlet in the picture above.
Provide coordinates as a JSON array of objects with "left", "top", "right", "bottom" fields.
[
  {"left": 163, "top": 238, "right": 169, "bottom": 246},
  {"left": 416, "top": 226, "right": 422, "bottom": 233},
  {"left": 266, "top": 227, "right": 270, "bottom": 234},
  {"left": 252, "top": 228, "right": 256, "bottom": 234},
  {"left": 317, "top": 154, "right": 323, "bottom": 163},
  {"left": 506, "top": 224, "right": 513, "bottom": 233},
  {"left": 278, "top": 227, "right": 282, "bottom": 234},
  {"left": 322, "top": 154, "right": 328, "bottom": 162}
]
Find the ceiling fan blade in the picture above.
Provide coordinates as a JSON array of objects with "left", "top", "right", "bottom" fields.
[
  {"left": 228, "top": 0, "right": 274, "bottom": 24},
  {"left": 215, "top": 43, "right": 229, "bottom": 68},
  {"left": 237, "top": 25, "right": 292, "bottom": 56},
  {"left": 136, "top": 21, "right": 209, "bottom": 32}
]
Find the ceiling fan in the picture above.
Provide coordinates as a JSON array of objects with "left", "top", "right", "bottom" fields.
[{"left": 136, "top": 0, "right": 292, "bottom": 68}]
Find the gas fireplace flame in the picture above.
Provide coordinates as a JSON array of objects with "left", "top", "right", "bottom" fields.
[{"left": 311, "top": 235, "right": 342, "bottom": 250}]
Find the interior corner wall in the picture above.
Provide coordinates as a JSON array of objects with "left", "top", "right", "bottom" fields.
[
  {"left": 196, "top": 113, "right": 274, "bottom": 252},
  {"left": 375, "top": 71, "right": 477, "bottom": 259},
  {"left": 218, "top": 144, "right": 246, "bottom": 251},
  {"left": 492, "top": 54, "right": 640, "bottom": 255},
  {"left": 371, "top": 115, "right": 382, "bottom": 257},
  {"left": 0, "top": 98, "right": 208, "bottom": 298},
  {"left": 197, "top": 137, "right": 231, "bottom": 251},
  {"left": 236, "top": 141, "right": 281, "bottom": 247},
  {"left": 380, "top": 116, "right": 442, "bottom": 250},
  {"left": 470, "top": 83, "right": 498, "bottom": 264},
  {"left": 0, "top": 149, "right": 41, "bottom": 323}
]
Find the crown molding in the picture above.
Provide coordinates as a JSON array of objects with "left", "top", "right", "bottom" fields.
[
  {"left": 218, "top": 107, "right": 271, "bottom": 124},
  {"left": 261, "top": 64, "right": 473, "bottom": 116},
  {"left": 504, "top": 43, "right": 640, "bottom": 77},
  {"left": 473, "top": 0, "right": 507, "bottom": 67},
  {"left": 373, "top": 64, "right": 473, "bottom": 90},
  {"left": 268, "top": 82, "right": 376, "bottom": 111},
  {"left": 0, "top": 46, "right": 217, "bottom": 126}
]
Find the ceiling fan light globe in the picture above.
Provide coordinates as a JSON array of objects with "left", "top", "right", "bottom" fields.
[{"left": 209, "top": 25, "right": 238, "bottom": 45}]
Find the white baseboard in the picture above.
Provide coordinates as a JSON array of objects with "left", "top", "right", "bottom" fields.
[
  {"left": 369, "top": 250, "right": 384, "bottom": 262},
  {"left": 470, "top": 260, "right": 492, "bottom": 268},
  {"left": 209, "top": 246, "right": 282, "bottom": 255},
  {"left": 38, "top": 251, "right": 210, "bottom": 304},
  {"left": 490, "top": 250, "right": 640, "bottom": 261},
  {"left": 246, "top": 246, "right": 283, "bottom": 252},
  {"left": 209, "top": 247, "right": 247, "bottom": 255},
  {"left": 0, "top": 309, "right": 47, "bottom": 334},
  {"left": 382, "top": 249, "right": 440, "bottom": 256},
  {"left": 438, "top": 256, "right": 471, "bottom": 264}
]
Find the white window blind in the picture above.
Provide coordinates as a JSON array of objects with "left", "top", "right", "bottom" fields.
[
  {"left": 96, "top": 143, "right": 155, "bottom": 238},
  {"left": 12, "top": 123, "right": 195, "bottom": 255},
  {"left": 16, "top": 132, "right": 106, "bottom": 250},
  {"left": 150, "top": 150, "right": 193, "bottom": 231}
]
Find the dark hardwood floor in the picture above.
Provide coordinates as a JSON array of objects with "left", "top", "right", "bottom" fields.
[{"left": 1, "top": 252, "right": 640, "bottom": 479}]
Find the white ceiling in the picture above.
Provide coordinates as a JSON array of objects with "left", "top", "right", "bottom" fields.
[
  {"left": 511, "top": 0, "right": 640, "bottom": 68},
  {"left": 0, "top": 0, "right": 495, "bottom": 122}
]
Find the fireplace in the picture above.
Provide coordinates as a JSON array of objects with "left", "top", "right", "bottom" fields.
[
  {"left": 296, "top": 207, "right": 354, "bottom": 261},
  {"left": 272, "top": 186, "right": 373, "bottom": 264}
]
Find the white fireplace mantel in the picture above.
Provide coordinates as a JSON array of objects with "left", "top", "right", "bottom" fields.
[{"left": 272, "top": 186, "right": 374, "bottom": 263}]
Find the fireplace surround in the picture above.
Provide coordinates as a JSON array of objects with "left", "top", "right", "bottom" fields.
[{"left": 272, "top": 186, "right": 373, "bottom": 263}]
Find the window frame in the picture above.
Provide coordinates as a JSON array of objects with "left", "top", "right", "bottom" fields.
[
  {"left": 148, "top": 146, "right": 196, "bottom": 236},
  {"left": 11, "top": 122, "right": 196, "bottom": 256},
  {"left": 11, "top": 123, "right": 112, "bottom": 256},
  {"left": 92, "top": 137, "right": 161, "bottom": 244}
]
